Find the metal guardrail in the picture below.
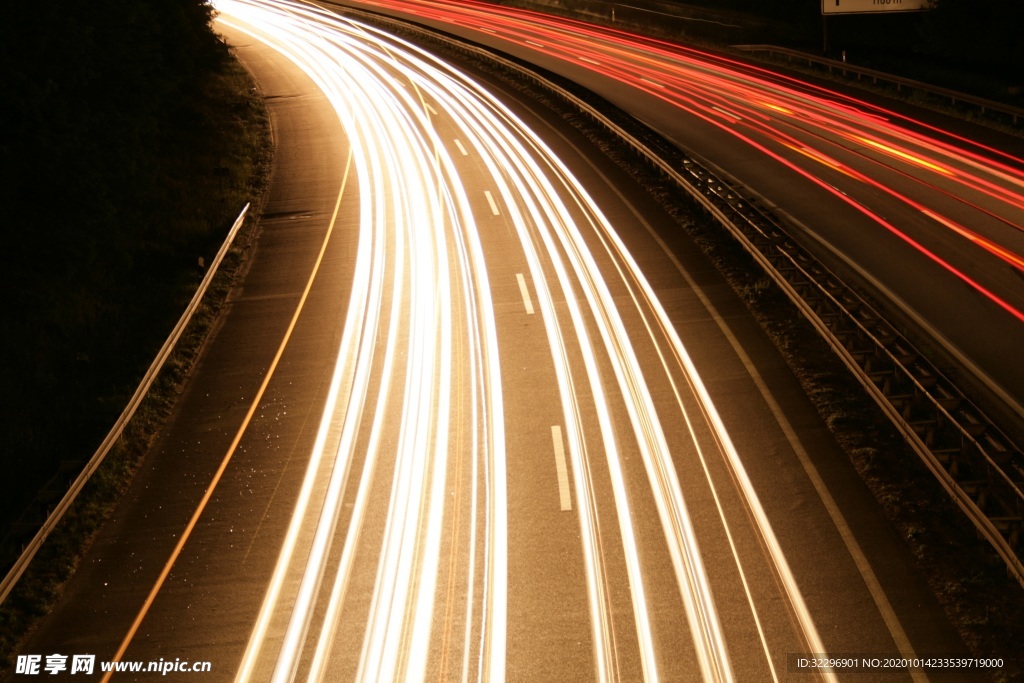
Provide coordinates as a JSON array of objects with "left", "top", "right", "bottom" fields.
[
  {"left": 501, "top": 1, "right": 1024, "bottom": 128},
  {"left": 356, "top": 10, "right": 1024, "bottom": 585},
  {"left": 0, "top": 204, "right": 250, "bottom": 606},
  {"left": 685, "top": 176, "right": 1024, "bottom": 583},
  {"left": 590, "top": 125, "right": 1024, "bottom": 586},
  {"left": 567, "top": 85, "right": 1024, "bottom": 587},
  {"left": 557, "top": 73, "right": 1024, "bottom": 585},
  {"left": 7, "top": 6, "right": 1021, "bottom": 611},
  {"left": 733, "top": 45, "right": 1024, "bottom": 126}
]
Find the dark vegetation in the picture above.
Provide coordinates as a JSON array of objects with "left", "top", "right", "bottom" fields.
[
  {"left": 0, "top": 1, "right": 268, "bottom": 580},
  {"left": 0, "top": 0, "right": 271, "bottom": 669}
]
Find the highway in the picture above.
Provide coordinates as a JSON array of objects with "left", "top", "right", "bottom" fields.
[
  {"left": 6, "top": 0, "right": 987, "bottom": 681},
  {"left": 332, "top": 0, "right": 1024, "bottom": 426}
]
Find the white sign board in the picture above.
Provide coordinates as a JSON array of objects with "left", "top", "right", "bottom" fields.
[{"left": 822, "top": 0, "right": 931, "bottom": 14}]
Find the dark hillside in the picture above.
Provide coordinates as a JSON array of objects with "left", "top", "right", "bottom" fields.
[{"left": 0, "top": 0, "right": 264, "bottom": 537}]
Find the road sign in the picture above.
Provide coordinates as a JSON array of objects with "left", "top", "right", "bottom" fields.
[{"left": 822, "top": 0, "right": 931, "bottom": 14}]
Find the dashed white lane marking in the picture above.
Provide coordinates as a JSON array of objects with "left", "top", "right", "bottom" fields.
[
  {"left": 550, "top": 426, "right": 572, "bottom": 511},
  {"left": 484, "top": 190, "right": 500, "bottom": 216},
  {"left": 516, "top": 273, "right": 535, "bottom": 315}
]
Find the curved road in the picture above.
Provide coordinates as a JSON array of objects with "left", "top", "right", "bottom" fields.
[
  {"left": 7, "top": 1, "right": 983, "bottom": 681},
  {"left": 330, "top": 0, "right": 1024, "bottom": 427}
]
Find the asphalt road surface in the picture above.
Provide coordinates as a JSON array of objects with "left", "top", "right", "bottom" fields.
[
  {"left": 330, "top": 0, "right": 1024, "bottom": 430},
  {"left": 7, "top": 1, "right": 990, "bottom": 681}
]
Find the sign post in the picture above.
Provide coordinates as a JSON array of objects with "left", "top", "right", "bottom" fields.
[{"left": 821, "top": 0, "right": 931, "bottom": 52}]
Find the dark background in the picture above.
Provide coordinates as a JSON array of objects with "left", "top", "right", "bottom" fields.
[
  {"left": 0, "top": 0, "right": 249, "bottom": 544},
  {"left": 677, "top": 0, "right": 1024, "bottom": 99}
]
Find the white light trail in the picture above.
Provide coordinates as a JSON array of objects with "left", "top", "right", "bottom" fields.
[
  {"left": 218, "top": 3, "right": 507, "bottom": 681},
  {"left": 215, "top": 1, "right": 830, "bottom": 680}
]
